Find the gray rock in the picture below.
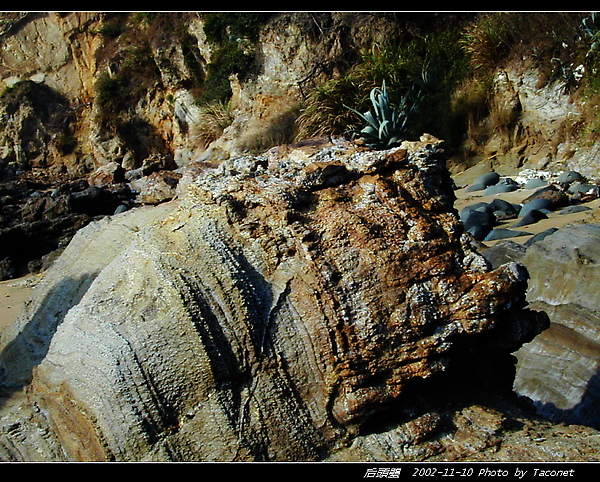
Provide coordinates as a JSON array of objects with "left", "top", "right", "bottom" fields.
[
  {"left": 465, "top": 171, "right": 501, "bottom": 192},
  {"left": 515, "top": 223, "right": 600, "bottom": 429},
  {"left": 482, "top": 240, "right": 527, "bottom": 268},
  {"left": 490, "top": 198, "right": 520, "bottom": 216},
  {"left": 484, "top": 228, "right": 530, "bottom": 241},
  {"left": 519, "top": 198, "right": 554, "bottom": 217},
  {"left": 559, "top": 205, "right": 592, "bottom": 215},
  {"left": 483, "top": 183, "right": 519, "bottom": 195},
  {"left": 475, "top": 171, "right": 501, "bottom": 187},
  {"left": 523, "top": 228, "right": 559, "bottom": 247},
  {"left": 463, "top": 209, "right": 496, "bottom": 241},
  {"left": 468, "top": 224, "right": 493, "bottom": 241},
  {"left": 521, "top": 185, "right": 569, "bottom": 211},
  {"left": 568, "top": 182, "right": 599, "bottom": 197},
  {"left": 513, "top": 209, "right": 548, "bottom": 227},
  {"left": 557, "top": 170, "right": 585, "bottom": 184},
  {"left": 459, "top": 202, "right": 492, "bottom": 223},
  {"left": 466, "top": 182, "right": 486, "bottom": 192},
  {"left": 113, "top": 204, "right": 130, "bottom": 215},
  {"left": 463, "top": 208, "right": 495, "bottom": 228},
  {"left": 525, "top": 178, "right": 548, "bottom": 190}
]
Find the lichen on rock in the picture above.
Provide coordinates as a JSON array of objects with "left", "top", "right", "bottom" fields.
[{"left": 0, "top": 135, "right": 556, "bottom": 461}]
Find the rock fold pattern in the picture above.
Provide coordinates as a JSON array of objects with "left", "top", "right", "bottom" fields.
[{"left": 0, "top": 136, "right": 551, "bottom": 461}]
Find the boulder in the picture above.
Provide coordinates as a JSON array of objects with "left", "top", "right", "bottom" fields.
[
  {"left": 465, "top": 171, "right": 500, "bottom": 192},
  {"left": 521, "top": 185, "right": 569, "bottom": 212},
  {"left": 513, "top": 209, "right": 548, "bottom": 227},
  {"left": 490, "top": 198, "right": 520, "bottom": 221},
  {"left": 514, "top": 223, "right": 600, "bottom": 429},
  {"left": 476, "top": 171, "right": 500, "bottom": 187},
  {"left": 523, "top": 228, "right": 559, "bottom": 247},
  {"left": 519, "top": 198, "right": 554, "bottom": 218},
  {"left": 463, "top": 209, "right": 496, "bottom": 240},
  {"left": 130, "top": 171, "right": 182, "bottom": 205},
  {"left": 483, "top": 178, "right": 519, "bottom": 195},
  {"left": 88, "top": 161, "right": 125, "bottom": 186},
  {"left": 557, "top": 170, "right": 585, "bottom": 184},
  {"left": 0, "top": 136, "right": 552, "bottom": 462},
  {"left": 490, "top": 198, "right": 520, "bottom": 216},
  {"left": 524, "top": 178, "right": 548, "bottom": 190},
  {"left": 459, "top": 202, "right": 492, "bottom": 223},
  {"left": 484, "top": 228, "right": 530, "bottom": 241},
  {"left": 568, "top": 182, "right": 600, "bottom": 202},
  {"left": 482, "top": 240, "right": 527, "bottom": 269},
  {"left": 559, "top": 205, "right": 592, "bottom": 215}
]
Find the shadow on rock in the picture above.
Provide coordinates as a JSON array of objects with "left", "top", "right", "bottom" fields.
[
  {"left": 0, "top": 274, "right": 96, "bottom": 404},
  {"left": 534, "top": 367, "right": 600, "bottom": 430}
]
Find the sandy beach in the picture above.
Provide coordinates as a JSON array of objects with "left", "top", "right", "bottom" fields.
[
  {"left": 454, "top": 185, "right": 600, "bottom": 246},
  {"left": 0, "top": 275, "right": 38, "bottom": 331}
]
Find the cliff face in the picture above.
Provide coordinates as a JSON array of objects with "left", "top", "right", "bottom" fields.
[{"left": 0, "top": 136, "right": 565, "bottom": 462}]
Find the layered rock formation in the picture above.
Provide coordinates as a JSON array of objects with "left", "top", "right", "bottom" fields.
[
  {"left": 2, "top": 135, "right": 586, "bottom": 462},
  {"left": 484, "top": 223, "right": 600, "bottom": 430}
]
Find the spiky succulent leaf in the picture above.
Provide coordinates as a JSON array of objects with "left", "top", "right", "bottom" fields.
[{"left": 346, "top": 80, "right": 418, "bottom": 149}]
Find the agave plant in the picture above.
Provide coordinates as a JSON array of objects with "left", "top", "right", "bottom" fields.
[
  {"left": 346, "top": 81, "right": 416, "bottom": 149},
  {"left": 581, "top": 12, "right": 600, "bottom": 59}
]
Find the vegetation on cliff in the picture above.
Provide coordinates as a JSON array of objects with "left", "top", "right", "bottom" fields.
[
  {"left": 4, "top": 12, "right": 600, "bottom": 167},
  {"left": 297, "top": 12, "right": 600, "bottom": 156}
]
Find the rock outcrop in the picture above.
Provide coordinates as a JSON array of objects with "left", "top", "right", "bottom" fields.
[
  {"left": 0, "top": 176, "right": 133, "bottom": 280},
  {"left": 0, "top": 12, "right": 412, "bottom": 282},
  {"left": 1, "top": 135, "right": 581, "bottom": 462}
]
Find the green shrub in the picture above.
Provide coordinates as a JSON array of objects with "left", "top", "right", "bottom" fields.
[
  {"left": 296, "top": 24, "right": 467, "bottom": 146},
  {"left": 460, "top": 13, "right": 515, "bottom": 71},
  {"left": 94, "top": 73, "right": 129, "bottom": 127},
  {"left": 202, "top": 12, "right": 272, "bottom": 44},
  {"left": 198, "top": 13, "right": 272, "bottom": 105},
  {"left": 295, "top": 76, "right": 370, "bottom": 140},
  {"left": 199, "top": 41, "right": 255, "bottom": 104}
]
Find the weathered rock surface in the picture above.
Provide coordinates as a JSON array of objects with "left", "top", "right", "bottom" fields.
[
  {"left": 0, "top": 176, "right": 133, "bottom": 280},
  {"left": 2, "top": 135, "right": 591, "bottom": 462},
  {"left": 508, "top": 224, "right": 600, "bottom": 429}
]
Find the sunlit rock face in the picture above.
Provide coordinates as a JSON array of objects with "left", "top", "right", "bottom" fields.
[
  {"left": 514, "top": 223, "right": 600, "bottom": 429},
  {"left": 0, "top": 136, "right": 550, "bottom": 461}
]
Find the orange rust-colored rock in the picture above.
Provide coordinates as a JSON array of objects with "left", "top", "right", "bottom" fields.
[{"left": 0, "top": 136, "right": 556, "bottom": 461}]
